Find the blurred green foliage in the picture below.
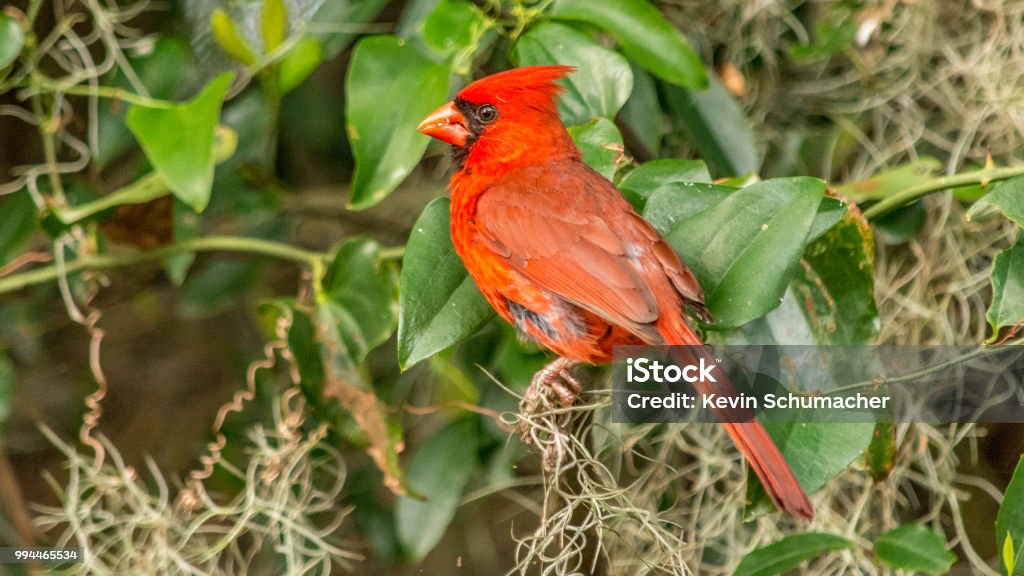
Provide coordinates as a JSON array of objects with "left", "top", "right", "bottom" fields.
[{"left": 1, "top": 0, "right": 1023, "bottom": 574}]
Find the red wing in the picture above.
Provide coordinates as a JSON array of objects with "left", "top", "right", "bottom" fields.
[{"left": 475, "top": 165, "right": 686, "bottom": 337}]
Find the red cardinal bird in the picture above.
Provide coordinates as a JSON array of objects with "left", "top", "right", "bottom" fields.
[{"left": 417, "top": 65, "right": 813, "bottom": 521}]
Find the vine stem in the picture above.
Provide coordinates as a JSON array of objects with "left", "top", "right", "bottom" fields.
[
  {"left": 815, "top": 337, "right": 1024, "bottom": 397},
  {"left": 0, "top": 236, "right": 324, "bottom": 296},
  {"left": 33, "top": 83, "right": 176, "bottom": 109},
  {"left": 862, "top": 164, "right": 1024, "bottom": 220}
]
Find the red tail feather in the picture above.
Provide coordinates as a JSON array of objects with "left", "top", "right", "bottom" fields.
[{"left": 662, "top": 319, "right": 814, "bottom": 521}]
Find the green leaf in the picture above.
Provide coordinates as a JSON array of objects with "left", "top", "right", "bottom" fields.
[
  {"left": 999, "top": 457, "right": 1024, "bottom": 576},
  {"left": 398, "top": 198, "right": 494, "bottom": 370},
  {"left": 642, "top": 182, "right": 732, "bottom": 235},
  {"left": 865, "top": 422, "right": 896, "bottom": 482},
  {"left": 422, "top": 0, "right": 487, "bottom": 58},
  {"left": 279, "top": 302, "right": 325, "bottom": 398},
  {"left": 953, "top": 163, "right": 994, "bottom": 201},
  {"left": 396, "top": 417, "right": 478, "bottom": 561},
  {"left": 261, "top": 0, "right": 288, "bottom": 52},
  {"left": 808, "top": 196, "right": 848, "bottom": 242},
  {"left": 96, "top": 37, "right": 192, "bottom": 170},
  {"left": 732, "top": 532, "right": 854, "bottom": 576},
  {"left": 567, "top": 118, "right": 626, "bottom": 180},
  {"left": 164, "top": 199, "right": 199, "bottom": 286},
  {"left": 314, "top": 301, "right": 412, "bottom": 496},
  {"left": 745, "top": 421, "right": 873, "bottom": 519},
  {"left": 278, "top": 37, "right": 323, "bottom": 94},
  {"left": 791, "top": 207, "right": 879, "bottom": 344},
  {"left": 310, "top": 0, "right": 390, "bottom": 59},
  {"left": 513, "top": 22, "right": 633, "bottom": 126},
  {"left": 126, "top": 72, "right": 233, "bottom": 212},
  {"left": 987, "top": 234, "right": 1024, "bottom": 340},
  {"left": 835, "top": 158, "right": 941, "bottom": 203},
  {"left": 397, "top": 0, "right": 442, "bottom": 38},
  {"left": 322, "top": 238, "right": 399, "bottom": 363},
  {"left": 874, "top": 200, "right": 927, "bottom": 246},
  {"left": 970, "top": 175, "right": 1024, "bottom": 228},
  {"left": 664, "top": 177, "right": 825, "bottom": 328},
  {"left": 0, "top": 192, "right": 36, "bottom": 266},
  {"left": 662, "top": 74, "right": 760, "bottom": 178},
  {"left": 0, "top": 13, "right": 25, "bottom": 70},
  {"left": 618, "top": 158, "right": 711, "bottom": 210},
  {"left": 210, "top": 10, "right": 255, "bottom": 65},
  {"left": 346, "top": 35, "right": 450, "bottom": 209},
  {"left": 618, "top": 61, "right": 663, "bottom": 158},
  {"left": 550, "top": 0, "right": 706, "bottom": 89},
  {"left": 874, "top": 524, "right": 955, "bottom": 575}
]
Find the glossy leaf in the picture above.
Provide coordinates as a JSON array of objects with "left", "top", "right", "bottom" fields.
[
  {"left": 278, "top": 37, "right": 323, "bottom": 93},
  {"left": 346, "top": 35, "right": 450, "bottom": 209},
  {"left": 422, "top": 0, "right": 487, "bottom": 58},
  {"left": 970, "top": 175, "right": 1024, "bottom": 228},
  {"left": 323, "top": 238, "right": 399, "bottom": 363},
  {"left": 988, "top": 235, "right": 1024, "bottom": 340},
  {"left": 745, "top": 421, "right": 873, "bottom": 519},
  {"left": 807, "top": 196, "right": 847, "bottom": 242},
  {"left": 1000, "top": 457, "right": 1024, "bottom": 576},
  {"left": 642, "top": 182, "right": 731, "bottom": 235},
  {"left": 791, "top": 207, "right": 879, "bottom": 344},
  {"left": 310, "top": 0, "right": 390, "bottom": 59},
  {"left": 396, "top": 417, "right": 478, "bottom": 561},
  {"left": 732, "top": 532, "right": 853, "bottom": 576},
  {"left": 0, "top": 13, "right": 24, "bottom": 70},
  {"left": 397, "top": 0, "right": 442, "bottom": 38},
  {"left": 126, "top": 72, "right": 233, "bottom": 212},
  {"left": 398, "top": 198, "right": 495, "bottom": 370},
  {"left": 549, "top": 0, "right": 706, "bottom": 89},
  {"left": 261, "top": 0, "right": 288, "bottom": 52},
  {"left": 514, "top": 22, "right": 633, "bottom": 127},
  {"left": 664, "top": 177, "right": 825, "bottom": 328},
  {"left": 567, "top": 118, "right": 626, "bottom": 180},
  {"left": 663, "top": 74, "right": 760, "bottom": 178},
  {"left": 96, "top": 37, "right": 192, "bottom": 170},
  {"left": 618, "top": 158, "right": 711, "bottom": 210},
  {"left": 874, "top": 524, "right": 955, "bottom": 575}
]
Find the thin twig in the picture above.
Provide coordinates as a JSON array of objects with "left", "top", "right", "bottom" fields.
[{"left": 0, "top": 236, "right": 325, "bottom": 296}]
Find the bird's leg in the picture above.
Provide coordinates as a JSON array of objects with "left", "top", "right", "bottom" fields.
[
  {"left": 519, "top": 357, "right": 585, "bottom": 453},
  {"left": 523, "top": 357, "right": 583, "bottom": 408}
]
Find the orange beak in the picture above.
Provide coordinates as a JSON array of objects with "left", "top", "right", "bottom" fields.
[{"left": 417, "top": 101, "right": 470, "bottom": 147}]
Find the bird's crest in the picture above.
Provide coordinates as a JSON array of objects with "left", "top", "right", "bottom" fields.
[{"left": 456, "top": 65, "right": 575, "bottom": 111}]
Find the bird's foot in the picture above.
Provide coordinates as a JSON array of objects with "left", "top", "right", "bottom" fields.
[
  {"left": 522, "top": 357, "right": 583, "bottom": 409},
  {"left": 518, "top": 358, "right": 584, "bottom": 450}
]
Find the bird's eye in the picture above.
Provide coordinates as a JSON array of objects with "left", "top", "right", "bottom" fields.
[{"left": 476, "top": 104, "right": 498, "bottom": 124}]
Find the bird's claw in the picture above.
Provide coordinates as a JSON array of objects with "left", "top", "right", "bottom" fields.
[
  {"left": 518, "top": 358, "right": 583, "bottom": 447},
  {"left": 522, "top": 357, "right": 583, "bottom": 409}
]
